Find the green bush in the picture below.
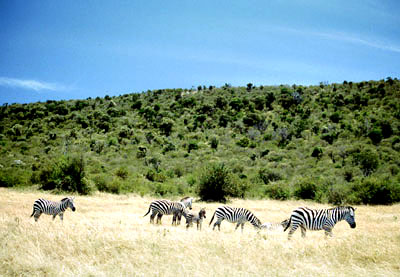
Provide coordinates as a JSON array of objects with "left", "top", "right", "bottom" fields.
[
  {"left": 236, "top": 137, "right": 249, "bottom": 147},
  {"left": 368, "top": 128, "right": 383, "bottom": 144},
  {"left": 39, "top": 155, "right": 91, "bottom": 194},
  {"left": 293, "top": 178, "right": 319, "bottom": 200},
  {"left": 311, "top": 147, "right": 323, "bottom": 159},
  {"left": 350, "top": 177, "right": 400, "bottom": 205},
  {"left": 94, "top": 174, "right": 120, "bottom": 194},
  {"left": 197, "top": 163, "right": 248, "bottom": 203},
  {"left": 258, "top": 168, "right": 282, "bottom": 184},
  {"left": 0, "top": 168, "right": 30, "bottom": 187},
  {"left": 264, "top": 183, "right": 290, "bottom": 200},
  {"left": 352, "top": 148, "right": 379, "bottom": 176},
  {"left": 115, "top": 167, "right": 129, "bottom": 179}
]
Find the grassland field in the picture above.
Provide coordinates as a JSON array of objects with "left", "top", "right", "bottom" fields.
[{"left": 1, "top": 188, "right": 399, "bottom": 277}]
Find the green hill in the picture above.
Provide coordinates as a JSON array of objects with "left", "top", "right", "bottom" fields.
[{"left": 1, "top": 78, "right": 400, "bottom": 204}]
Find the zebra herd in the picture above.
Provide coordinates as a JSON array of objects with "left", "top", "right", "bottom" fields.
[{"left": 30, "top": 196, "right": 357, "bottom": 239}]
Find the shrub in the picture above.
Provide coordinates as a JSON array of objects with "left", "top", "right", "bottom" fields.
[
  {"left": 0, "top": 168, "right": 29, "bottom": 187},
  {"left": 258, "top": 168, "right": 282, "bottom": 184},
  {"left": 264, "top": 183, "right": 290, "bottom": 200},
  {"left": 351, "top": 177, "right": 400, "bottom": 205},
  {"left": 352, "top": 148, "right": 379, "bottom": 176},
  {"left": 293, "top": 178, "right": 319, "bottom": 200},
  {"left": 115, "top": 167, "right": 129, "bottom": 179},
  {"left": 39, "top": 155, "right": 91, "bottom": 194},
  {"left": 368, "top": 128, "right": 383, "bottom": 144},
  {"left": 197, "top": 163, "right": 248, "bottom": 203},
  {"left": 311, "top": 147, "right": 323, "bottom": 159},
  {"left": 188, "top": 141, "right": 199, "bottom": 153},
  {"left": 210, "top": 137, "right": 219, "bottom": 149},
  {"left": 94, "top": 174, "right": 120, "bottom": 194},
  {"left": 236, "top": 137, "right": 249, "bottom": 147},
  {"left": 145, "top": 169, "right": 167, "bottom": 183}
]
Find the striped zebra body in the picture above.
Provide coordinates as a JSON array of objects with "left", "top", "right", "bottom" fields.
[
  {"left": 143, "top": 197, "right": 193, "bottom": 225},
  {"left": 284, "top": 206, "right": 356, "bottom": 239},
  {"left": 209, "top": 206, "right": 262, "bottom": 231},
  {"left": 30, "top": 197, "right": 76, "bottom": 222}
]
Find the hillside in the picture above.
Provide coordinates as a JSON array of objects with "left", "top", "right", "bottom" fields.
[{"left": 1, "top": 78, "right": 400, "bottom": 204}]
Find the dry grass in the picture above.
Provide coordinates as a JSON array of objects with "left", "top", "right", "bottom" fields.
[{"left": 1, "top": 188, "right": 399, "bottom": 277}]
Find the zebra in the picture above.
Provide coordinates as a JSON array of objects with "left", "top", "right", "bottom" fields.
[
  {"left": 30, "top": 197, "right": 76, "bottom": 222},
  {"left": 260, "top": 218, "right": 290, "bottom": 231},
  {"left": 283, "top": 206, "right": 357, "bottom": 240},
  {"left": 182, "top": 208, "right": 206, "bottom": 230},
  {"left": 143, "top": 196, "right": 193, "bottom": 225},
  {"left": 209, "top": 206, "right": 262, "bottom": 232}
]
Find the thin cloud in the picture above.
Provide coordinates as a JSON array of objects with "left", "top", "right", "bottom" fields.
[
  {"left": 0, "top": 77, "right": 67, "bottom": 91},
  {"left": 277, "top": 27, "right": 400, "bottom": 54}
]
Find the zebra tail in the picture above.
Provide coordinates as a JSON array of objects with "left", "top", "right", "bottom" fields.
[
  {"left": 209, "top": 211, "right": 216, "bottom": 226},
  {"left": 143, "top": 207, "right": 151, "bottom": 217},
  {"left": 30, "top": 209, "right": 35, "bottom": 217},
  {"left": 283, "top": 216, "right": 291, "bottom": 232}
]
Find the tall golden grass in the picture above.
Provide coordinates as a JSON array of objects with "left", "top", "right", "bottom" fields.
[{"left": 1, "top": 188, "right": 399, "bottom": 276}]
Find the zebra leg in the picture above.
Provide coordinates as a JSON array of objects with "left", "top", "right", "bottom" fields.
[
  {"left": 150, "top": 211, "right": 157, "bottom": 224},
  {"left": 300, "top": 225, "right": 307, "bottom": 238},
  {"left": 288, "top": 225, "right": 299, "bottom": 240},
  {"left": 52, "top": 214, "right": 57, "bottom": 220},
  {"left": 213, "top": 218, "right": 223, "bottom": 231},
  {"left": 323, "top": 226, "right": 333, "bottom": 237},
  {"left": 59, "top": 213, "right": 64, "bottom": 221},
  {"left": 235, "top": 222, "right": 241, "bottom": 231},
  {"left": 157, "top": 214, "right": 163, "bottom": 224},
  {"left": 34, "top": 212, "right": 42, "bottom": 222},
  {"left": 177, "top": 213, "right": 182, "bottom": 225},
  {"left": 241, "top": 223, "right": 245, "bottom": 232}
]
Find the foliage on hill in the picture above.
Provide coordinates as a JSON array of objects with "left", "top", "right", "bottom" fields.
[{"left": 1, "top": 78, "right": 400, "bottom": 204}]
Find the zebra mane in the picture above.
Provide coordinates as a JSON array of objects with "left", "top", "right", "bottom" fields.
[
  {"left": 61, "top": 197, "right": 70, "bottom": 202},
  {"left": 180, "top": 196, "right": 192, "bottom": 201}
]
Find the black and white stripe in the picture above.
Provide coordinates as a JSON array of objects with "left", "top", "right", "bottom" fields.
[
  {"left": 30, "top": 197, "right": 76, "bottom": 222},
  {"left": 284, "top": 206, "right": 357, "bottom": 239},
  {"left": 209, "top": 206, "right": 262, "bottom": 231},
  {"left": 143, "top": 197, "right": 193, "bottom": 225}
]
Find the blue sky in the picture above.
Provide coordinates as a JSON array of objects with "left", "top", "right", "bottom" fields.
[{"left": 1, "top": 0, "right": 399, "bottom": 104}]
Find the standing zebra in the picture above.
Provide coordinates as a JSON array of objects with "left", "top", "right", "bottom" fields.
[
  {"left": 209, "top": 206, "right": 262, "bottom": 232},
  {"left": 183, "top": 208, "right": 206, "bottom": 230},
  {"left": 143, "top": 197, "right": 193, "bottom": 225},
  {"left": 284, "top": 206, "right": 357, "bottom": 240},
  {"left": 30, "top": 197, "right": 76, "bottom": 222}
]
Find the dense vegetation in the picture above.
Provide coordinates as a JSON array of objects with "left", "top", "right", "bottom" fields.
[{"left": 1, "top": 78, "right": 400, "bottom": 204}]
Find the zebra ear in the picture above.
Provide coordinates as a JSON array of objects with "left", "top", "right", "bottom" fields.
[{"left": 72, "top": 196, "right": 75, "bottom": 200}]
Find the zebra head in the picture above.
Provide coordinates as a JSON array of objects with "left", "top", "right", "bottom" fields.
[
  {"left": 62, "top": 197, "right": 76, "bottom": 212},
  {"left": 199, "top": 208, "right": 206, "bottom": 219},
  {"left": 180, "top": 196, "right": 193, "bottom": 210},
  {"left": 344, "top": 206, "right": 356, "bottom": 228},
  {"left": 252, "top": 217, "right": 262, "bottom": 229}
]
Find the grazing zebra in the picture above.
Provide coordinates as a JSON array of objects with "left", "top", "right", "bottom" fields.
[
  {"left": 143, "top": 197, "right": 193, "bottom": 225},
  {"left": 183, "top": 208, "right": 206, "bottom": 230},
  {"left": 261, "top": 219, "right": 290, "bottom": 231},
  {"left": 283, "top": 206, "right": 357, "bottom": 240},
  {"left": 209, "top": 206, "right": 262, "bottom": 232},
  {"left": 30, "top": 197, "right": 76, "bottom": 222}
]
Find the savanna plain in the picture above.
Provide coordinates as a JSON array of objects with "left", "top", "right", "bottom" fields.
[{"left": 1, "top": 188, "right": 399, "bottom": 277}]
